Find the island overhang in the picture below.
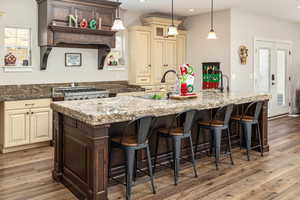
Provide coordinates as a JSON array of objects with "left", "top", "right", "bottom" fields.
[{"left": 51, "top": 91, "right": 271, "bottom": 126}]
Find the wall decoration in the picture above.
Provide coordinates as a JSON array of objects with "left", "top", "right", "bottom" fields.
[
  {"left": 105, "top": 33, "right": 125, "bottom": 68},
  {"left": 65, "top": 53, "right": 82, "bottom": 67},
  {"left": 68, "top": 14, "right": 103, "bottom": 30},
  {"left": 239, "top": 45, "right": 248, "bottom": 64},
  {"left": 179, "top": 64, "right": 195, "bottom": 96},
  {"left": 80, "top": 19, "right": 88, "bottom": 29},
  {"left": 202, "top": 62, "right": 220, "bottom": 89},
  {"left": 4, "top": 53, "right": 17, "bottom": 66}
]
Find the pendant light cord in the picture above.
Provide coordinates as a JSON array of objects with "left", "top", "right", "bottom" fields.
[
  {"left": 211, "top": 0, "right": 214, "bottom": 30},
  {"left": 116, "top": 0, "right": 120, "bottom": 18},
  {"left": 172, "top": 0, "right": 174, "bottom": 26}
]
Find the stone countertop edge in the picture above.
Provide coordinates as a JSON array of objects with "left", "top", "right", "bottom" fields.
[{"left": 50, "top": 92, "right": 272, "bottom": 126}]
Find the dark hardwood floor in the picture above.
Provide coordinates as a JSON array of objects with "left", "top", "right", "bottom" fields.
[{"left": 1, "top": 117, "right": 300, "bottom": 200}]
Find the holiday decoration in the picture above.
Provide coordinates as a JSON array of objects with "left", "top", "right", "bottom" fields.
[
  {"left": 89, "top": 19, "right": 97, "bottom": 30},
  {"left": 98, "top": 18, "right": 102, "bottom": 30},
  {"left": 239, "top": 45, "right": 248, "bottom": 65},
  {"left": 80, "top": 19, "right": 88, "bottom": 29},
  {"left": 179, "top": 64, "right": 195, "bottom": 96},
  {"left": 67, "top": 15, "right": 105, "bottom": 31},
  {"left": 69, "top": 15, "right": 78, "bottom": 28},
  {"left": 4, "top": 53, "right": 17, "bottom": 66},
  {"left": 202, "top": 62, "right": 220, "bottom": 89}
]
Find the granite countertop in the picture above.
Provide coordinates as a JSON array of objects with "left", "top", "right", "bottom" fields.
[
  {"left": 0, "top": 81, "right": 144, "bottom": 102},
  {"left": 51, "top": 91, "right": 272, "bottom": 126}
]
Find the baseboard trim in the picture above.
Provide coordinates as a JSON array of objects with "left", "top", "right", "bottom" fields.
[{"left": 1, "top": 141, "right": 51, "bottom": 153}]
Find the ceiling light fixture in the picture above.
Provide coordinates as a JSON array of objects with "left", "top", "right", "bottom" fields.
[
  {"left": 112, "top": 0, "right": 126, "bottom": 31},
  {"left": 207, "top": 0, "right": 217, "bottom": 39},
  {"left": 167, "top": 0, "right": 179, "bottom": 36},
  {"left": 189, "top": 8, "right": 195, "bottom": 12}
]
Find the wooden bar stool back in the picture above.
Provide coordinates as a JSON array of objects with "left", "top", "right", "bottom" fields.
[{"left": 109, "top": 115, "right": 156, "bottom": 200}]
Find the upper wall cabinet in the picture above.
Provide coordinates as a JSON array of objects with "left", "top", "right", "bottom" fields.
[
  {"left": 36, "top": 0, "right": 120, "bottom": 70},
  {"left": 128, "top": 17, "right": 187, "bottom": 87}
]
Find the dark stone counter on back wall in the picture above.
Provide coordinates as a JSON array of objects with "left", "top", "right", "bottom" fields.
[{"left": 0, "top": 81, "right": 144, "bottom": 101}]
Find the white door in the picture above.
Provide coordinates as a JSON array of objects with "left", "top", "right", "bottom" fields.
[{"left": 254, "top": 40, "right": 291, "bottom": 117}]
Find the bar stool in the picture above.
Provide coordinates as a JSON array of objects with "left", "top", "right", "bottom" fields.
[
  {"left": 195, "top": 104, "right": 234, "bottom": 170},
  {"left": 231, "top": 101, "right": 264, "bottom": 161},
  {"left": 154, "top": 110, "right": 198, "bottom": 185},
  {"left": 109, "top": 116, "right": 156, "bottom": 200}
]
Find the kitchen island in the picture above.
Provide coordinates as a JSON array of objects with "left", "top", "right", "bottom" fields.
[{"left": 51, "top": 91, "right": 271, "bottom": 200}]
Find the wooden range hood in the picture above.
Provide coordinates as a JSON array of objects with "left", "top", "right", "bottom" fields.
[{"left": 36, "top": 0, "right": 120, "bottom": 70}]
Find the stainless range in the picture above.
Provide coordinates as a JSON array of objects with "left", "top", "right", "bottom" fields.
[{"left": 52, "top": 86, "right": 110, "bottom": 101}]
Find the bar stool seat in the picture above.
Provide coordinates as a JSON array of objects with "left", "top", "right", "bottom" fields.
[
  {"left": 158, "top": 127, "right": 184, "bottom": 136},
  {"left": 231, "top": 115, "right": 255, "bottom": 122},
  {"left": 111, "top": 136, "right": 140, "bottom": 147},
  {"left": 198, "top": 120, "right": 224, "bottom": 127}
]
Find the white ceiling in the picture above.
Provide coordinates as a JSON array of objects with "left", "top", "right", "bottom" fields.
[{"left": 121, "top": 0, "right": 300, "bottom": 23}]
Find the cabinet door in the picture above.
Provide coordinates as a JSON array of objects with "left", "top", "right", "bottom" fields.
[
  {"left": 165, "top": 40, "right": 177, "bottom": 83},
  {"left": 154, "top": 25, "right": 167, "bottom": 40},
  {"left": 177, "top": 34, "right": 187, "bottom": 66},
  {"left": 153, "top": 40, "right": 166, "bottom": 83},
  {"left": 4, "top": 109, "right": 30, "bottom": 147},
  {"left": 30, "top": 108, "right": 53, "bottom": 143},
  {"left": 135, "top": 30, "right": 152, "bottom": 84}
]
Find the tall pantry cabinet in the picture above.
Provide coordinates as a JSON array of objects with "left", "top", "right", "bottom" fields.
[{"left": 128, "top": 17, "right": 187, "bottom": 91}]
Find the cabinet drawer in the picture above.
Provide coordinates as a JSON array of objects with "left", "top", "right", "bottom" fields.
[
  {"left": 137, "top": 77, "right": 151, "bottom": 84},
  {"left": 4, "top": 99, "right": 52, "bottom": 110}
]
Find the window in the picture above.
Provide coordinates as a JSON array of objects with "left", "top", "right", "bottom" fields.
[{"left": 4, "top": 27, "right": 31, "bottom": 67}]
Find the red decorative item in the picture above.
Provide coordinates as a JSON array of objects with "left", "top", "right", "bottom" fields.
[
  {"left": 80, "top": 19, "right": 88, "bottom": 29},
  {"left": 181, "top": 83, "right": 188, "bottom": 96},
  {"left": 4, "top": 53, "right": 17, "bottom": 66}
]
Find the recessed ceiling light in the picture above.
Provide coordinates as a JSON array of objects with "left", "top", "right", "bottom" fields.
[
  {"left": 140, "top": 0, "right": 146, "bottom": 2},
  {"left": 189, "top": 8, "right": 195, "bottom": 12}
]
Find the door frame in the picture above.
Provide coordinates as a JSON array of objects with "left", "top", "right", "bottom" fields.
[{"left": 253, "top": 37, "right": 292, "bottom": 116}]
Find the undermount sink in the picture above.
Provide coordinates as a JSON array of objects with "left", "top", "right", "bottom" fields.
[{"left": 137, "top": 94, "right": 168, "bottom": 100}]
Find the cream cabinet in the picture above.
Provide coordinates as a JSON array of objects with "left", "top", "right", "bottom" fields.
[
  {"left": 30, "top": 107, "right": 52, "bottom": 143},
  {"left": 0, "top": 99, "right": 52, "bottom": 153},
  {"left": 128, "top": 17, "right": 187, "bottom": 89},
  {"left": 4, "top": 109, "right": 30, "bottom": 147},
  {"left": 128, "top": 26, "right": 152, "bottom": 85}
]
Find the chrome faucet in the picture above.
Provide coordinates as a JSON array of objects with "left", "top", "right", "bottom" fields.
[
  {"left": 161, "top": 70, "right": 180, "bottom": 95},
  {"left": 218, "top": 70, "right": 230, "bottom": 93}
]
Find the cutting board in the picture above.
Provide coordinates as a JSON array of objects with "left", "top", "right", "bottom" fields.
[{"left": 169, "top": 94, "right": 198, "bottom": 100}]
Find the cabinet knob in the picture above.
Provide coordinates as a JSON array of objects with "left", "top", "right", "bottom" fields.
[
  {"left": 148, "top": 64, "right": 151, "bottom": 67},
  {"left": 26, "top": 112, "right": 30, "bottom": 115}
]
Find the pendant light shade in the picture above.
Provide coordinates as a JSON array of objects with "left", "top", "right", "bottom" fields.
[
  {"left": 207, "top": 0, "right": 217, "bottom": 39},
  {"left": 168, "top": 0, "right": 178, "bottom": 36},
  {"left": 112, "top": 0, "right": 125, "bottom": 31},
  {"left": 168, "top": 25, "right": 179, "bottom": 36},
  {"left": 208, "top": 29, "right": 217, "bottom": 39}
]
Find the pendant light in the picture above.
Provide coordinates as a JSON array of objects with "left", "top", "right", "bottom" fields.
[
  {"left": 207, "top": 0, "right": 217, "bottom": 39},
  {"left": 112, "top": 0, "right": 125, "bottom": 31},
  {"left": 167, "top": 0, "right": 178, "bottom": 36}
]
